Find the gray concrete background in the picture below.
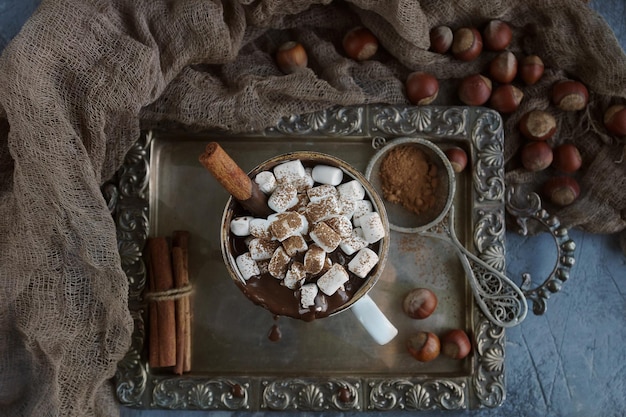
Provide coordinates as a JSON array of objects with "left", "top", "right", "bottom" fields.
[{"left": 0, "top": 1, "right": 624, "bottom": 417}]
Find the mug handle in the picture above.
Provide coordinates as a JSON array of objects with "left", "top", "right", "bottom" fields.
[{"left": 350, "top": 294, "right": 398, "bottom": 345}]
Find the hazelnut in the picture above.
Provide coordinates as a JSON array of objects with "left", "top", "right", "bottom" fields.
[
  {"left": 406, "top": 72, "right": 439, "bottom": 105},
  {"left": 445, "top": 147, "right": 468, "bottom": 173},
  {"left": 552, "top": 143, "right": 582, "bottom": 173},
  {"left": 489, "top": 84, "right": 524, "bottom": 114},
  {"left": 543, "top": 176, "right": 581, "bottom": 206},
  {"left": 489, "top": 51, "right": 518, "bottom": 84},
  {"left": 402, "top": 288, "right": 438, "bottom": 319},
  {"left": 343, "top": 27, "right": 378, "bottom": 61},
  {"left": 430, "top": 26, "right": 453, "bottom": 54},
  {"left": 275, "top": 41, "right": 308, "bottom": 74},
  {"left": 451, "top": 27, "right": 483, "bottom": 61},
  {"left": 407, "top": 332, "right": 440, "bottom": 362},
  {"left": 552, "top": 80, "right": 589, "bottom": 111},
  {"left": 483, "top": 20, "right": 512, "bottom": 51},
  {"left": 603, "top": 104, "right": 626, "bottom": 137},
  {"left": 519, "top": 55, "right": 544, "bottom": 85},
  {"left": 441, "top": 329, "right": 472, "bottom": 360},
  {"left": 519, "top": 110, "right": 557, "bottom": 141},
  {"left": 521, "top": 141, "right": 553, "bottom": 172},
  {"left": 458, "top": 74, "right": 492, "bottom": 106}
]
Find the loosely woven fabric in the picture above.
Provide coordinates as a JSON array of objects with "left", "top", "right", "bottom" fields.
[{"left": 0, "top": 1, "right": 624, "bottom": 416}]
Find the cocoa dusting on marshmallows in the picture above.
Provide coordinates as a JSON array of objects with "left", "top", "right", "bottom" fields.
[
  {"left": 228, "top": 159, "right": 386, "bottom": 321},
  {"left": 379, "top": 145, "right": 438, "bottom": 216}
]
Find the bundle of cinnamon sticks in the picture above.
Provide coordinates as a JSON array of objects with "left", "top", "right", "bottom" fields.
[{"left": 146, "top": 231, "right": 192, "bottom": 374}]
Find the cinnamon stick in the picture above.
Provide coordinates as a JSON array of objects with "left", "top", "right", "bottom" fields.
[
  {"left": 147, "top": 237, "right": 177, "bottom": 368},
  {"left": 146, "top": 249, "right": 160, "bottom": 369},
  {"left": 199, "top": 142, "right": 272, "bottom": 217},
  {"left": 173, "top": 230, "right": 192, "bottom": 372},
  {"left": 172, "top": 247, "right": 187, "bottom": 375}
]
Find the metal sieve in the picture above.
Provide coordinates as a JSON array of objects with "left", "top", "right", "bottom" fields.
[{"left": 365, "top": 137, "right": 528, "bottom": 328}]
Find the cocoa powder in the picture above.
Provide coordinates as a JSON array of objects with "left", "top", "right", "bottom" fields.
[{"left": 379, "top": 145, "right": 438, "bottom": 216}]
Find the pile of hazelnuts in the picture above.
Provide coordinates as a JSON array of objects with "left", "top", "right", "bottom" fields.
[
  {"left": 273, "top": 24, "right": 626, "bottom": 208},
  {"left": 427, "top": 21, "right": 592, "bottom": 207},
  {"left": 402, "top": 288, "right": 471, "bottom": 362},
  {"left": 424, "top": 21, "right": 626, "bottom": 208}
]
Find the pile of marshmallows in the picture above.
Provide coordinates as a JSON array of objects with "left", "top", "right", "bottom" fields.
[{"left": 230, "top": 159, "right": 386, "bottom": 310}]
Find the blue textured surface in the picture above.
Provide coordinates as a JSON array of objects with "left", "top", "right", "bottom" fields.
[{"left": 0, "top": 1, "right": 624, "bottom": 417}]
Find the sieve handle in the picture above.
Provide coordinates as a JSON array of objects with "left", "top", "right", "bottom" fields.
[{"left": 421, "top": 206, "right": 529, "bottom": 328}]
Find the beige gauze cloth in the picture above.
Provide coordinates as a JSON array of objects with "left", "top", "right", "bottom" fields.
[{"left": 0, "top": 0, "right": 624, "bottom": 416}]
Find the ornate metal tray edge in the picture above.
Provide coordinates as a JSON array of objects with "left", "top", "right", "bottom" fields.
[{"left": 108, "top": 105, "right": 508, "bottom": 411}]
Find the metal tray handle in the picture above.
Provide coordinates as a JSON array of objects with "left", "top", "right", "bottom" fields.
[{"left": 505, "top": 187, "right": 576, "bottom": 315}]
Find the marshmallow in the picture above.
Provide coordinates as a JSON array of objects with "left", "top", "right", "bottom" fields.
[
  {"left": 249, "top": 218, "right": 272, "bottom": 239},
  {"left": 321, "top": 256, "right": 333, "bottom": 274},
  {"left": 292, "top": 193, "right": 310, "bottom": 213},
  {"left": 282, "top": 234, "right": 308, "bottom": 257},
  {"left": 339, "top": 230, "right": 369, "bottom": 256},
  {"left": 312, "top": 165, "right": 344, "bottom": 186},
  {"left": 283, "top": 261, "right": 307, "bottom": 290},
  {"left": 360, "top": 212, "right": 385, "bottom": 243},
  {"left": 273, "top": 160, "right": 306, "bottom": 184},
  {"left": 270, "top": 211, "right": 304, "bottom": 241},
  {"left": 300, "top": 283, "right": 318, "bottom": 308},
  {"left": 236, "top": 252, "right": 259, "bottom": 280},
  {"left": 248, "top": 238, "right": 280, "bottom": 261},
  {"left": 325, "top": 216, "right": 353, "bottom": 238},
  {"left": 336, "top": 179, "right": 366, "bottom": 201},
  {"left": 303, "top": 244, "right": 326, "bottom": 274},
  {"left": 305, "top": 195, "right": 341, "bottom": 223},
  {"left": 317, "top": 264, "right": 349, "bottom": 296},
  {"left": 268, "top": 246, "right": 291, "bottom": 279},
  {"left": 230, "top": 216, "right": 254, "bottom": 237},
  {"left": 338, "top": 198, "right": 357, "bottom": 220},
  {"left": 352, "top": 200, "right": 373, "bottom": 227},
  {"left": 307, "top": 184, "right": 338, "bottom": 203},
  {"left": 254, "top": 171, "right": 277, "bottom": 194},
  {"left": 309, "top": 222, "right": 342, "bottom": 253},
  {"left": 267, "top": 212, "right": 289, "bottom": 226},
  {"left": 298, "top": 212, "right": 310, "bottom": 235},
  {"left": 348, "top": 247, "right": 380, "bottom": 278},
  {"left": 268, "top": 184, "right": 298, "bottom": 213},
  {"left": 293, "top": 167, "right": 315, "bottom": 192}
]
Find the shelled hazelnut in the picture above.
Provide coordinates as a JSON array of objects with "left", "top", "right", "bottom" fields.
[
  {"left": 521, "top": 141, "right": 553, "bottom": 172},
  {"left": 519, "top": 55, "right": 544, "bottom": 85},
  {"left": 552, "top": 143, "right": 582, "bottom": 173},
  {"left": 543, "top": 176, "right": 580, "bottom": 206},
  {"left": 489, "top": 51, "right": 518, "bottom": 84},
  {"left": 519, "top": 110, "right": 557, "bottom": 141},
  {"left": 445, "top": 147, "right": 468, "bottom": 173},
  {"left": 407, "top": 332, "right": 440, "bottom": 362},
  {"left": 405, "top": 72, "right": 439, "bottom": 105},
  {"left": 430, "top": 26, "right": 453, "bottom": 54},
  {"left": 275, "top": 42, "right": 308, "bottom": 74},
  {"left": 552, "top": 80, "right": 589, "bottom": 111},
  {"left": 441, "top": 329, "right": 472, "bottom": 360},
  {"left": 604, "top": 104, "right": 626, "bottom": 136},
  {"left": 458, "top": 74, "right": 492, "bottom": 106},
  {"left": 402, "top": 288, "right": 438, "bottom": 319},
  {"left": 489, "top": 84, "right": 524, "bottom": 114},
  {"left": 451, "top": 27, "right": 483, "bottom": 61},
  {"left": 343, "top": 27, "right": 378, "bottom": 61},
  {"left": 483, "top": 20, "right": 512, "bottom": 51}
]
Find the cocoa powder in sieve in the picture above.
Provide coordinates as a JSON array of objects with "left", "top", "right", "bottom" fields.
[{"left": 379, "top": 145, "right": 438, "bottom": 216}]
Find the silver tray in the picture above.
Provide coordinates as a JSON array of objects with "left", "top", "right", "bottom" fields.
[{"left": 109, "top": 105, "right": 572, "bottom": 411}]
